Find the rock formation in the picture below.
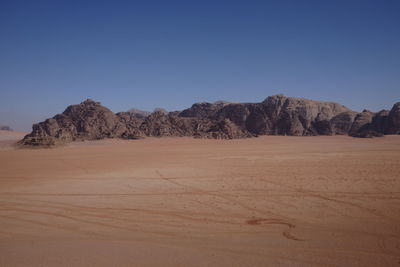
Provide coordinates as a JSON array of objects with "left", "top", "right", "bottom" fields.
[
  {"left": 139, "top": 110, "right": 252, "bottom": 139},
  {"left": 21, "top": 99, "right": 142, "bottom": 146},
  {"left": 180, "top": 94, "right": 357, "bottom": 136},
  {"left": 0, "top": 125, "right": 12, "bottom": 131},
  {"left": 347, "top": 102, "right": 400, "bottom": 137},
  {"left": 126, "top": 108, "right": 151, "bottom": 119},
  {"left": 386, "top": 102, "right": 400, "bottom": 134},
  {"left": 348, "top": 110, "right": 385, "bottom": 138},
  {"left": 20, "top": 95, "right": 400, "bottom": 146}
]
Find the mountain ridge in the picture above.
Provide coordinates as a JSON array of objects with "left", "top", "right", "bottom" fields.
[{"left": 20, "top": 94, "right": 400, "bottom": 146}]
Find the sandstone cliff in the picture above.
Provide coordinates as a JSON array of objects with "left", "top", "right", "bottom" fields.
[
  {"left": 20, "top": 95, "right": 400, "bottom": 146},
  {"left": 180, "top": 94, "right": 357, "bottom": 136}
]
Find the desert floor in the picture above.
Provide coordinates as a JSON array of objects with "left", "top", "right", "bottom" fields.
[{"left": 0, "top": 131, "right": 399, "bottom": 266}]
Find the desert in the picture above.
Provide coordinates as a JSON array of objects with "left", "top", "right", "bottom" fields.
[
  {"left": 2, "top": 1, "right": 400, "bottom": 266},
  {"left": 1, "top": 131, "right": 399, "bottom": 266}
]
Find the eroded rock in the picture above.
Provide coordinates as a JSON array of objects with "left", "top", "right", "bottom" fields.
[{"left": 20, "top": 96, "right": 400, "bottom": 146}]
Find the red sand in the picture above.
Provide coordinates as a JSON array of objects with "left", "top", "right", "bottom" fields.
[{"left": 1, "top": 132, "right": 399, "bottom": 266}]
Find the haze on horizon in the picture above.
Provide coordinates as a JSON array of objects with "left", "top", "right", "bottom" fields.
[{"left": 0, "top": 0, "right": 399, "bottom": 131}]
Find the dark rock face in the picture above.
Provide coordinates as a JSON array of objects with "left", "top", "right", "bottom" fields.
[
  {"left": 20, "top": 96, "right": 400, "bottom": 146},
  {"left": 329, "top": 111, "right": 357, "bottom": 135},
  {"left": 386, "top": 102, "right": 400, "bottom": 134},
  {"left": 0, "top": 125, "right": 12, "bottom": 131},
  {"left": 349, "top": 110, "right": 379, "bottom": 138},
  {"left": 346, "top": 103, "right": 400, "bottom": 137}
]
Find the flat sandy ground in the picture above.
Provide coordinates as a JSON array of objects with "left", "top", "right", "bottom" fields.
[{"left": 0, "top": 131, "right": 399, "bottom": 266}]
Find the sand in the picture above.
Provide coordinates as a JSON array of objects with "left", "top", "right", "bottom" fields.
[
  {"left": 0, "top": 130, "right": 26, "bottom": 151},
  {"left": 0, "top": 131, "right": 399, "bottom": 266}
]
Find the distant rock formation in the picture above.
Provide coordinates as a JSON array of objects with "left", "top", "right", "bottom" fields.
[
  {"left": 0, "top": 125, "right": 12, "bottom": 131},
  {"left": 386, "top": 102, "right": 400, "bottom": 134},
  {"left": 21, "top": 99, "right": 143, "bottom": 146},
  {"left": 349, "top": 110, "right": 384, "bottom": 138},
  {"left": 347, "top": 102, "right": 400, "bottom": 137},
  {"left": 20, "top": 95, "right": 400, "bottom": 146},
  {"left": 126, "top": 108, "right": 151, "bottom": 119},
  {"left": 179, "top": 94, "right": 356, "bottom": 136},
  {"left": 139, "top": 110, "right": 252, "bottom": 139}
]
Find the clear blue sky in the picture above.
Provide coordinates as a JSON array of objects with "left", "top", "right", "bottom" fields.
[{"left": 1, "top": 0, "right": 399, "bottom": 131}]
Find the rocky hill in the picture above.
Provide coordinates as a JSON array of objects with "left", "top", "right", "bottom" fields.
[
  {"left": 20, "top": 95, "right": 400, "bottom": 146},
  {"left": 180, "top": 94, "right": 357, "bottom": 136},
  {"left": 21, "top": 100, "right": 142, "bottom": 146}
]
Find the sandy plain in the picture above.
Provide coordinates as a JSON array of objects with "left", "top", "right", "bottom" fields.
[{"left": 0, "top": 130, "right": 399, "bottom": 266}]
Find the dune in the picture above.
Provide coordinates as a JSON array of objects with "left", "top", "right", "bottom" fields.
[{"left": 0, "top": 133, "right": 399, "bottom": 266}]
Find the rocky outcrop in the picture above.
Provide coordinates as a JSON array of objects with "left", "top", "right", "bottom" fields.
[
  {"left": 139, "top": 111, "right": 252, "bottom": 139},
  {"left": 329, "top": 111, "right": 357, "bottom": 135},
  {"left": 261, "top": 95, "right": 355, "bottom": 136},
  {"left": 349, "top": 110, "right": 381, "bottom": 138},
  {"left": 20, "top": 99, "right": 142, "bottom": 146},
  {"left": 386, "top": 102, "right": 400, "bottom": 134},
  {"left": 199, "top": 119, "right": 253, "bottom": 139},
  {"left": 20, "top": 96, "right": 400, "bottom": 146},
  {"left": 115, "top": 112, "right": 145, "bottom": 139},
  {"left": 180, "top": 94, "right": 357, "bottom": 136},
  {"left": 140, "top": 111, "right": 196, "bottom": 137},
  {"left": 345, "top": 102, "right": 400, "bottom": 137}
]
